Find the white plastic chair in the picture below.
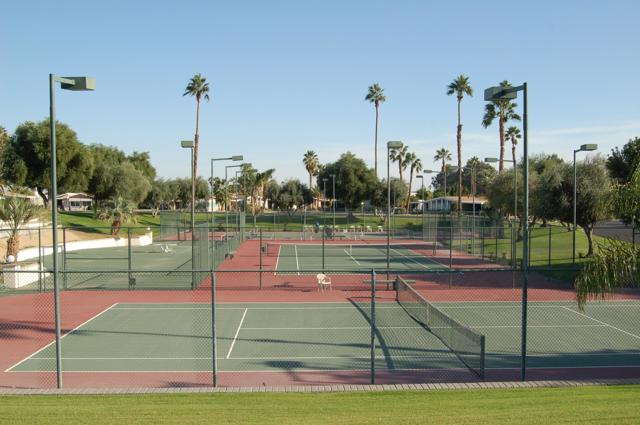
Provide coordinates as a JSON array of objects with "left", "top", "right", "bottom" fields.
[{"left": 316, "top": 273, "right": 332, "bottom": 292}]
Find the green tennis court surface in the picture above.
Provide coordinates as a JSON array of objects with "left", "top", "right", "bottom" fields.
[
  {"left": 9, "top": 301, "right": 640, "bottom": 374},
  {"left": 272, "top": 243, "right": 447, "bottom": 273}
]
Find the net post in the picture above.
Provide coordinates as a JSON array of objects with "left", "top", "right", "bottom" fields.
[
  {"left": 259, "top": 229, "right": 263, "bottom": 289},
  {"left": 127, "top": 227, "right": 133, "bottom": 289},
  {"left": 370, "top": 269, "right": 376, "bottom": 385},
  {"left": 211, "top": 269, "right": 218, "bottom": 387},
  {"left": 62, "top": 227, "right": 67, "bottom": 290}
]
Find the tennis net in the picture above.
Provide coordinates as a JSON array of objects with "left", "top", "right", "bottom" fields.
[
  {"left": 395, "top": 277, "right": 485, "bottom": 378},
  {"left": 265, "top": 242, "right": 432, "bottom": 258}
]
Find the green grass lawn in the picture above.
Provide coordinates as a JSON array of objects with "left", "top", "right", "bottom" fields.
[{"left": 1, "top": 386, "right": 638, "bottom": 424}]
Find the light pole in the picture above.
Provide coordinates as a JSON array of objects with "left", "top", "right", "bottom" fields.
[
  {"left": 573, "top": 144, "right": 598, "bottom": 263},
  {"left": 331, "top": 174, "right": 336, "bottom": 228},
  {"left": 485, "top": 82, "right": 528, "bottom": 381},
  {"left": 224, "top": 163, "right": 249, "bottom": 231},
  {"left": 485, "top": 157, "right": 517, "bottom": 220},
  {"left": 322, "top": 178, "right": 328, "bottom": 227},
  {"left": 49, "top": 74, "right": 95, "bottom": 389},
  {"left": 387, "top": 141, "right": 403, "bottom": 278},
  {"left": 181, "top": 140, "right": 196, "bottom": 289},
  {"left": 210, "top": 155, "right": 243, "bottom": 256}
]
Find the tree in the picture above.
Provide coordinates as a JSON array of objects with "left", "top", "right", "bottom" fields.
[
  {"left": 317, "top": 152, "right": 379, "bottom": 211},
  {"left": 433, "top": 148, "right": 452, "bottom": 195},
  {"left": 365, "top": 83, "right": 386, "bottom": 177},
  {"left": 0, "top": 198, "right": 40, "bottom": 260},
  {"left": 1, "top": 120, "right": 93, "bottom": 206},
  {"left": 447, "top": 75, "right": 473, "bottom": 215},
  {"left": 127, "top": 151, "right": 156, "bottom": 182},
  {"left": 606, "top": 137, "right": 640, "bottom": 183},
  {"left": 405, "top": 153, "right": 422, "bottom": 209},
  {"left": 390, "top": 145, "right": 409, "bottom": 183},
  {"left": 183, "top": 73, "right": 210, "bottom": 183},
  {"left": 91, "top": 161, "right": 151, "bottom": 206},
  {"left": 506, "top": 126, "right": 521, "bottom": 166},
  {"left": 462, "top": 157, "right": 496, "bottom": 197},
  {"left": 303, "top": 151, "right": 319, "bottom": 190},
  {"left": 142, "top": 178, "right": 171, "bottom": 214},
  {"left": 482, "top": 80, "right": 521, "bottom": 174},
  {"left": 275, "top": 179, "right": 312, "bottom": 230},
  {"left": 96, "top": 196, "right": 137, "bottom": 237},
  {"left": 0, "top": 126, "right": 8, "bottom": 151},
  {"left": 575, "top": 165, "right": 640, "bottom": 308},
  {"left": 562, "top": 157, "right": 611, "bottom": 256}
]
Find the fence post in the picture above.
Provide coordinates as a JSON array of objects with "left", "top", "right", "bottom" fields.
[
  {"left": 38, "top": 227, "right": 43, "bottom": 292},
  {"left": 211, "top": 270, "right": 218, "bottom": 387},
  {"left": 62, "top": 227, "right": 67, "bottom": 290},
  {"left": 370, "top": 269, "right": 376, "bottom": 385},
  {"left": 127, "top": 228, "right": 133, "bottom": 289},
  {"left": 259, "top": 229, "right": 263, "bottom": 289},
  {"left": 322, "top": 228, "right": 325, "bottom": 272}
]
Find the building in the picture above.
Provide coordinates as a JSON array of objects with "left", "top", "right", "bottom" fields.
[
  {"left": 425, "top": 196, "right": 487, "bottom": 214},
  {"left": 56, "top": 193, "right": 94, "bottom": 211}
]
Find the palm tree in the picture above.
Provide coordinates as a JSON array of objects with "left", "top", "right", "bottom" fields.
[
  {"left": 183, "top": 73, "right": 211, "bottom": 184},
  {"left": 390, "top": 145, "right": 409, "bottom": 183},
  {"left": 96, "top": 197, "right": 137, "bottom": 237},
  {"left": 365, "top": 83, "right": 386, "bottom": 177},
  {"left": 250, "top": 169, "right": 276, "bottom": 225},
  {"left": 405, "top": 154, "right": 422, "bottom": 209},
  {"left": 0, "top": 198, "right": 40, "bottom": 260},
  {"left": 482, "top": 80, "right": 521, "bottom": 174},
  {"left": 303, "top": 151, "right": 319, "bottom": 190},
  {"left": 311, "top": 186, "right": 323, "bottom": 210},
  {"left": 434, "top": 148, "right": 452, "bottom": 195},
  {"left": 506, "top": 126, "right": 521, "bottom": 166},
  {"left": 447, "top": 75, "right": 473, "bottom": 215}
]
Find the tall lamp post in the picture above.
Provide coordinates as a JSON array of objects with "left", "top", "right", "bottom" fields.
[
  {"left": 181, "top": 140, "right": 196, "bottom": 289},
  {"left": 573, "top": 144, "right": 598, "bottom": 263},
  {"left": 49, "top": 74, "right": 95, "bottom": 389},
  {"left": 485, "top": 157, "right": 517, "bottom": 219},
  {"left": 418, "top": 169, "right": 435, "bottom": 242},
  {"left": 224, "top": 163, "right": 250, "bottom": 231},
  {"left": 322, "top": 178, "right": 328, "bottom": 227},
  {"left": 330, "top": 174, "right": 336, "bottom": 228},
  {"left": 387, "top": 141, "right": 403, "bottom": 278},
  {"left": 210, "top": 155, "right": 243, "bottom": 258},
  {"left": 485, "top": 82, "right": 528, "bottom": 381}
]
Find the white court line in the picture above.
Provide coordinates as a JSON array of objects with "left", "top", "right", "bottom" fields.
[
  {"left": 294, "top": 245, "right": 300, "bottom": 275},
  {"left": 273, "top": 244, "right": 281, "bottom": 276},
  {"left": 5, "top": 303, "right": 118, "bottom": 372},
  {"left": 344, "top": 248, "right": 361, "bottom": 265},
  {"left": 390, "top": 248, "right": 431, "bottom": 269},
  {"left": 562, "top": 306, "right": 640, "bottom": 341},
  {"left": 11, "top": 364, "right": 640, "bottom": 373},
  {"left": 226, "top": 308, "right": 248, "bottom": 359},
  {"left": 110, "top": 305, "right": 406, "bottom": 310}
]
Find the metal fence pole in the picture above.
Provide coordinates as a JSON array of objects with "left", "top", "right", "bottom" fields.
[
  {"left": 259, "top": 230, "right": 263, "bottom": 289},
  {"left": 322, "top": 228, "right": 325, "bottom": 272},
  {"left": 38, "top": 227, "right": 43, "bottom": 292},
  {"left": 62, "top": 227, "right": 67, "bottom": 290},
  {"left": 370, "top": 269, "right": 376, "bottom": 385},
  {"left": 211, "top": 270, "right": 218, "bottom": 387},
  {"left": 127, "top": 228, "right": 133, "bottom": 289}
]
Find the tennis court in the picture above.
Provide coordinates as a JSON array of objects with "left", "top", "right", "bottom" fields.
[
  {"left": 269, "top": 242, "right": 448, "bottom": 273},
  {"left": 8, "top": 296, "right": 640, "bottom": 378}
]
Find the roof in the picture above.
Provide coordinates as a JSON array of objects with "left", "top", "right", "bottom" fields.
[
  {"left": 427, "top": 196, "right": 487, "bottom": 203},
  {"left": 56, "top": 193, "right": 94, "bottom": 200}
]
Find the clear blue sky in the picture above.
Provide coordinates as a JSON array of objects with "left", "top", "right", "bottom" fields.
[{"left": 2, "top": 0, "right": 639, "bottom": 185}]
